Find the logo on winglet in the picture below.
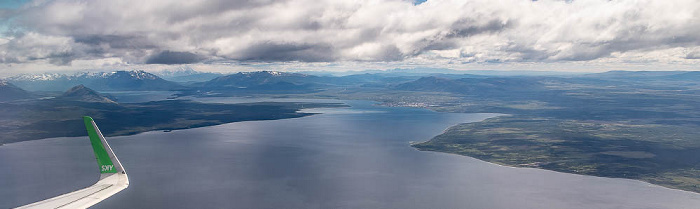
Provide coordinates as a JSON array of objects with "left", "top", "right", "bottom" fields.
[{"left": 101, "top": 165, "right": 114, "bottom": 172}]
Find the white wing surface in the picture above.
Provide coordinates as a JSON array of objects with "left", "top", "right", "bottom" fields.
[{"left": 16, "top": 116, "right": 129, "bottom": 209}]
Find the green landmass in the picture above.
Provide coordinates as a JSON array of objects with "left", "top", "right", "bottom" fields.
[
  {"left": 413, "top": 116, "right": 700, "bottom": 193},
  {"left": 399, "top": 76, "right": 700, "bottom": 193},
  {"left": 0, "top": 99, "right": 346, "bottom": 144}
]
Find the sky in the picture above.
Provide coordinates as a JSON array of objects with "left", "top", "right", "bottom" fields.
[{"left": 0, "top": 0, "right": 699, "bottom": 76}]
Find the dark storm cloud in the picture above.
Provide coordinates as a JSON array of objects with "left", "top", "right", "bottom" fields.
[
  {"left": 73, "top": 35, "right": 157, "bottom": 50},
  {"left": 146, "top": 51, "right": 204, "bottom": 64},
  {"left": 236, "top": 42, "right": 336, "bottom": 62},
  {"left": 448, "top": 19, "right": 512, "bottom": 38}
]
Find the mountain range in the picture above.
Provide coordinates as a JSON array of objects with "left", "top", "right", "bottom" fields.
[
  {"left": 153, "top": 66, "right": 225, "bottom": 83},
  {"left": 8, "top": 70, "right": 183, "bottom": 91},
  {"left": 195, "top": 71, "right": 321, "bottom": 91},
  {"left": 5, "top": 69, "right": 699, "bottom": 97}
]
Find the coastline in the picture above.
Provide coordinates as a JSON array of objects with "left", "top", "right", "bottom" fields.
[
  {"left": 1, "top": 113, "right": 319, "bottom": 145},
  {"left": 422, "top": 146, "right": 700, "bottom": 196},
  {"left": 0, "top": 100, "right": 348, "bottom": 145},
  {"left": 412, "top": 116, "right": 700, "bottom": 195}
]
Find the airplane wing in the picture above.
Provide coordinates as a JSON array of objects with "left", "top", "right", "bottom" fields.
[{"left": 16, "top": 116, "right": 129, "bottom": 209}]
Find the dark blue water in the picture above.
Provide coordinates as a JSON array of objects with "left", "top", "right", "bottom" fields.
[{"left": 1, "top": 100, "right": 699, "bottom": 209}]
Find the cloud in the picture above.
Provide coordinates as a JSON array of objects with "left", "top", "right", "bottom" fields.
[
  {"left": 686, "top": 48, "right": 700, "bottom": 59},
  {"left": 146, "top": 50, "right": 204, "bottom": 64},
  {"left": 0, "top": 32, "right": 76, "bottom": 64},
  {"left": 232, "top": 42, "right": 337, "bottom": 62},
  {"left": 1, "top": 0, "right": 699, "bottom": 68}
]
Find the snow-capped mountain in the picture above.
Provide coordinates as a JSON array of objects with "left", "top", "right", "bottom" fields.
[
  {"left": 154, "top": 66, "right": 224, "bottom": 82},
  {"left": 8, "top": 73, "right": 71, "bottom": 81},
  {"left": 194, "top": 71, "right": 322, "bottom": 92},
  {"left": 154, "top": 66, "right": 199, "bottom": 78},
  {"left": 8, "top": 70, "right": 182, "bottom": 91}
]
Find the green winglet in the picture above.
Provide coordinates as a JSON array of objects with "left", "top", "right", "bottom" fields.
[{"left": 83, "top": 116, "right": 117, "bottom": 174}]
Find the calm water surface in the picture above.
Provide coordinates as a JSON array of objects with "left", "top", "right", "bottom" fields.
[{"left": 1, "top": 99, "right": 699, "bottom": 209}]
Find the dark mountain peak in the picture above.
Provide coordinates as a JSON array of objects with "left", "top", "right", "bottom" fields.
[
  {"left": 60, "top": 85, "right": 116, "bottom": 103},
  {"left": 0, "top": 80, "right": 33, "bottom": 102},
  {"left": 63, "top": 84, "right": 91, "bottom": 94}
]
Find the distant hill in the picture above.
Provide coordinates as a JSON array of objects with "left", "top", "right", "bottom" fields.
[
  {"left": 326, "top": 73, "right": 418, "bottom": 86},
  {"left": 168, "top": 73, "right": 225, "bottom": 83},
  {"left": 56, "top": 85, "right": 117, "bottom": 103},
  {"left": 585, "top": 71, "right": 684, "bottom": 78},
  {"left": 582, "top": 71, "right": 700, "bottom": 82},
  {"left": 393, "top": 76, "right": 543, "bottom": 95},
  {"left": 196, "top": 71, "right": 422, "bottom": 91},
  {"left": 579, "top": 71, "right": 700, "bottom": 89},
  {"left": 8, "top": 70, "right": 183, "bottom": 91},
  {"left": 196, "top": 71, "right": 321, "bottom": 91},
  {"left": 344, "top": 68, "right": 581, "bottom": 76},
  {"left": 154, "top": 67, "right": 224, "bottom": 83},
  {"left": 0, "top": 80, "right": 33, "bottom": 102},
  {"left": 663, "top": 71, "right": 700, "bottom": 81},
  {"left": 393, "top": 76, "right": 466, "bottom": 92}
]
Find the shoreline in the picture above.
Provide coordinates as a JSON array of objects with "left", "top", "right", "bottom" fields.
[
  {"left": 422, "top": 146, "right": 700, "bottom": 196},
  {"left": 412, "top": 117, "right": 700, "bottom": 195},
  {"left": 0, "top": 100, "right": 348, "bottom": 145},
  {"left": 1, "top": 113, "right": 319, "bottom": 145}
]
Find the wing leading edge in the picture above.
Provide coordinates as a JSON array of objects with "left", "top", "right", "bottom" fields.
[{"left": 17, "top": 116, "right": 129, "bottom": 209}]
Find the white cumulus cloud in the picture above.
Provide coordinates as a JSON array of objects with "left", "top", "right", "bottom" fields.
[{"left": 0, "top": 0, "right": 699, "bottom": 73}]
